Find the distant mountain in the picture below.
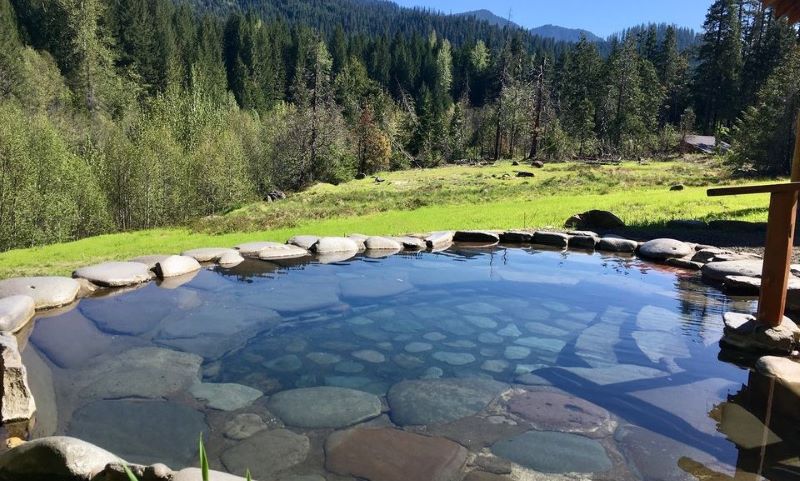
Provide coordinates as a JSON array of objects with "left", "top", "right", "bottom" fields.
[
  {"left": 531, "top": 24, "right": 603, "bottom": 43},
  {"left": 456, "top": 9, "right": 520, "bottom": 29}
]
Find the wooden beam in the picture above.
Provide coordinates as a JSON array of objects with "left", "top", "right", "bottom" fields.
[
  {"left": 707, "top": 182, "right": 800, "bottom": 197},
  {"left": 757, "top": 190, "right": 799, "bottom": 327}
]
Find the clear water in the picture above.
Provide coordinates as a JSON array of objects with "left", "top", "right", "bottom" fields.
[{"left": 22, "top": 246, "right": 800, "bottom": 480}]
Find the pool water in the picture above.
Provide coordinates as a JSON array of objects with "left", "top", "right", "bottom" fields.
[{"left": 21, "top": 246, "right": 800, "bottom": 480}]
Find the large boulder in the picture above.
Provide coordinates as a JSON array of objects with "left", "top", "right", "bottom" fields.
[
  {"left": 0, "top": 334, "right": 35, "bottom": 426},
  {"left": 0, "top": 436, "right": 122, "bottom": 481},
  {"left": 533, "top": 232, "right": 569, "bottom": 248},
  {"left": 425, "top": 232, "right": 455, "bottom": 250},
  {"left": 702, "top": 260, "right": 763, "bottom": 282},
  {"left": 325, "top": 428, "right": 467, "bottom": 481},
  {"left": 565, "top": 210, "right": 625, "bottom": 229},
  {"left": 596, "top": 236, "right": 638, "bottom": 253},
  {"left": 638, "top": 239, "right": 694, "bottom": 261},
  {"left": 0, "top": 295, "right": 35, "bottom": 333},
  {"left": 721, "top": 312, "right": 799, "bottom": 354},
  {"left": 287, "top": 235, "right": 320, "bottom": 250},
  {"left": 499, "top": 231, "right": 533, "bottom": 244},
  {"left": 235, "top": 242, "right": 279, "bottom": 258},
  {"left": 453, "top": 231, "right": 500, "bottom": 244},
  {"left": 267, "top": 387, "right": 382, "bottom": 429},
  {"left": 153, "top": 256, "right": 201, "bottom": 279},
  {"left": 390, "top": 236, "right": 427, "bottom": 251},
  {"left": 0, "top": 277, "right": 80, "bottom": 310},
  {"left": 387, "top": 378, "right": 507, "bottom": 426},
  {"left": 312, "top": 237, "right": 360, "bottom": 254},
  {"left": 364, "top": 237, "right": 403, "bottom": 251},
  {"left": 73, "top": 262, "right": 152, "bottom": 288}
]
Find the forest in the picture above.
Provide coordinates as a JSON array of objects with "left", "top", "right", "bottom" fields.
[{"left": 0, "top": 0, "right": 798, "bottom": 252}]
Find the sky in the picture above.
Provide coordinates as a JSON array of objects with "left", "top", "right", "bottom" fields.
[{"left": 391, "top": 0, "right": 714, "bottom": 37}]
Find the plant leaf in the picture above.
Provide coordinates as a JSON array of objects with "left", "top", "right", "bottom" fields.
[
  {"left": 199, "top": 434, "right": 209, "bottom": 481},
  {"left": 123, "top": 464, "right": 139, "bottom": 481},
  {"left": 245, "top": 469, "right": 253, "bottom": 481}
]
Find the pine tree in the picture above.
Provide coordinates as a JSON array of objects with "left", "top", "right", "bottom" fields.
[{"left": 560, "top": 36, "right": 601, "bottom": 156}]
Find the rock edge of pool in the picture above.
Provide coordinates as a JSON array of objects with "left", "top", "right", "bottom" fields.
[{"left": 0, "top": 229, "right": 798, "bottom": 481}]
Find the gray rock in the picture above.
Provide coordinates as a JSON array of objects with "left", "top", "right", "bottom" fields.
[
  {"left": 405, "top": 342, "right": 433, "bottom": 353},
  {"left": 425, "top": 231, "right": 455, "bottom": 250},
  {"left": 0, "top": 335, "right": 35, "bottom": 425},
  {"left": 182, "top": 248, "right": 240, "bottom": 263},
  {"left": 387, "top": 378, "right": 507, "bottom": 426},
  {"left": 218, "top": 251, "right": 245, "bottom": 267},
  {"left": 267, "top": 387, "right": 382, "bottom": 428},
  {"left": 224, "top": 413, "right": 268, "bottom": 441},
  {"left": 513, "top": 337, "right": 566, "bottom": 363},
  {"left": 312, "top": 237, "right": 360, "bottom": 254},
  {"left": 453, "top": 231, "right": 500, "bottom": 244},
  {"left": 189, "top": 382, "right": 263, "bottom": 411},
  {"left": 499, "top": 231, "right": 534, "bottom": 243},
  {"left": 497, "top": 324, "right": 522, "bottom": 337},
  {"left": 221, "top": 429, "right": 310, "bottom": 479},
  {"left": 596, "top": 236, "right": 638, "bottom": 253},
  {"left": 335, "top": 361, "right": 365, "bottom": 373},
  {"left": 235, "top": 241, "right": 279, "bottom": 258},
  {"left": 665, "top": 257, "right": 704, "bottom": 270},
  {"left": 492, "top": 431, "right": 611, "bottom": 474},
  {"left": 692, "top": 248, "right": 734, "bottom": 264},
  {"left": 481, "top": 360, "right": 510, "bottom": 373},
  {"left": 80, "top": 288, "right": 179, "bottom": 336},
  {"left": 423, "top": 332, "right": 447, "bottom": 342},
  {"left": 756, "top": 356, "right": 800, "bottom": 397},
  {"left": 174, "top": 468, "right": 248, "bottom": 481},
  {"left": 352, "top": 350, "right": 386, "bottom": 363},
  {"left": 533, "top": 231, "right": 570, "bottom": 248},
  {"left": 287, "top": 235, "right": 320, "bottom": 250},
  {"left": 638, "top": 239, "right": 694, "bottom": 262},
  {"left": 721, "top": 312, "right": 799, "bottom": 354},
  {"left": 702, "top": 259, "right": 764, "bottom": 282},
  {"left": 569, "top": 235, "right": 598, "bottom": 250},
  {"left": 129, "top": 255, "right": 170, "bottom": 269},
  {"left": 99, "top": 462, "right": 174, "bottom": 481},
  {"left": 561, "top": 364, "right": 670, "bottom": 386},
  {"left": 432, "top": 351, "right": 476, "bottom": 365},
  {"left": 391, "top": 236, "right": 427, "bottom": 250},
  {"left": 258, "top": 244, "right": 310, "bottom": 261},
  {"left": 22, "top": 347, "right": 57, "bottom": 438},
  {"left": 67, "top": 399, "right": 207, "bottom": 468},
  {"left": 503, "top": 346, "right": 530, "bottom": 360},
  {"left": 239, "top": 283, "right": 340, "bottom": 313},
  {"left": 75, "top": 347, "right": 201, "bottom": 400},
  {"left": 151, "top": 256, "right": 201, "bottom": 279},
  {"left": 0, "top": 295, "right": 35, "bottom": 333},
  {"left": 564, "top": 210, "right": 625, "bottom": 229},
  {"left": 478, "top": 332, "right": 504, "bottom": 344},
  {"left": 0, "top": 436, "right": 121, "bottom": 481},
  {"left": 0, "top": 277, "right": 80, "bottom": 310},
  {"left": 73, "top": 262, "right": 152, "bottom": 287},
  {"left": 264, "top": 354, "right": 303, "bottom": 372}
]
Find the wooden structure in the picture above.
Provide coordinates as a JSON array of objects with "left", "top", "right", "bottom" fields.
[{"left": 707, "top": 0, "right": 800, "bottom": 328}]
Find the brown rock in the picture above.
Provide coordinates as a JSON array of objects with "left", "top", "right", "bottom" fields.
[
  {"left": 325, "top": 427, "right": 467, "bottom": 481},
  {"left": 506, "top": 390, "right": 613, "bottom": 437},
  {"left": 426, "top": 416, "right": 528, "bottom": 449},
  {"left": 721, "top": 312, "right": 799, "bottom": 354}
]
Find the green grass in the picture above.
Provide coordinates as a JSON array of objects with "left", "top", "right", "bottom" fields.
[{"left": 0, "top": 158, "right": 777, "bottom": 278}]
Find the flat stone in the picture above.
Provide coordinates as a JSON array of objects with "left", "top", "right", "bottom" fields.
[
  {"left": 235, "top": 241, "right": 278, "bottom": 258},
  {"left": 665, "top": 257, "right": 704, "bottom": 270},
  {"left": 507, "top": 390, "right": 613, "bottom": 436},
  {"left": 258, "top": 244, "right": 310, "bottom": 261},
  {"left": 717, "top": 401, "right": 781, "bottom": 449},
  {"left": 421, "top": 367, "right": 444, "bottom": 379},
  {"left": 0, "top": 295, "right": 35, "bottom": 333},
  {"left": 497, "top": 324, "right": 522, "bottom": 337},
  {"left": 478, "top": 332, "right": 503, "bottom": 344},
  {"left": 514, "top": 337, "right": 566, "bottom": 363},
  {"left": 597, "top": 237, "right": 638, "bottom": 253},
  {"left": 0, "top": 277, "right": 80, "bottom": 309},
  {"left": 221, "top": 429, "right": 310, "bottom": 479},
  {"left": 405, "top": 342, "right": 433, "bottom": 353},
  {"left": 312, "top": 237, "right": 360, "bottom": 254},
  {"left": 75, "top": 347, "right": 201, "bottom": 400},
  {"left": 426, "top": 231, "right": 455, "bottom": 249},
  {"left": 365, "top": 236, "right": 403, "bottom": 251},
  {"left": 457, "top": 302, "right": 502, "bottom": 314},
  {"left": 499, "top": 231, "right": 534, "bottom": 243},
  {"left": 473, "top": 455, "right": 514, "bottom": 475},
  {"left": 219, "top": 251, "right": 245, "bottom": 267},
  {"left": 387, "top": 378, "right": 507, "bottom": 426},
  {"left": 335, "top": 361, "right": 365, "bottom": 373},
  {"left": 433, "top": 351, "right": 476, "bottom": 366},
  {"left": 721, "top": 312, "right": 799, "bottom": 354},
  {"left": 692, "top": 248, "right": 734, "bottom": 263},
  {"left": 427, "top": 415, "right": 526, "bottom": 451},
  {"left": 224, "top": 413, "right": 268, "bottom": 440},
  {"left": 638, "top": 239, "right": 694, "bottom": 261},
  {"left": 153, "top": 255, "right": 202, "bottom": 278},
  {"left": 174, "top": 468, "right": 248, "bottom": 481},
  {"left": 352, "top": 350, "right": 386, "bottom": 363},
  {"left": 391, "top": 236, "right": 427, "bottom": 250},
  {"left": 463, "top": 472, "right": 512, "bottom": 481},
  {"left": 307, "top": 352, "right": 342, "bottom": 365},
  {"left": 265, "top": 354, "right": 303, "bottom": 372},
  {"left": 756, "top": 356, "right": 800, "bottom": 397},
  {"left": 492, "top": 431, "right": 611, "bottom": 474},
  {"left": 636, "top": 305, "right": 681, "bottom": 332},
  {"left": 424, "top": 332, "right": 447, "bottom": 342},
  {"left": 325, "top": 428, "right": 467, "bottom": 481},
  {"left": 481, "top": 360, "right": 510, "bottom": 373},
  {"left": 454, "top": 231, "right": 500, "bottom": 244},
  {"left": 524, "top": 322, "right": 569, "bottom": 337},
  {"left": 444, "top": 340, "right": 477, "bottom": 348},
  {"left": 702, "top": 259, "right": 764, "bottom": 282},
  {"left": 73, "top": 261, "right": 152, "bottom": 287},
  {"left": 465, "top": 316, "right": 498, "bottom": 329},
  {"left": 240, "top": 283, "right": 340, "bottom": 313},
  {"left": 393, "top": 354, "right": 425, "bottom": 369},
  {"left": 182, "top": 247, "right": 240, "bottom": 263},
  {"left": 0, "top": 436, "right": 122, "bottom": 481},
  {"left": 31, "top": 309, "right": 113, "bottom": 368},
  {"left": 267, "top": 387, "right": 382, "bottom": 428},
  {"left": 569, "top": 235, "right": 598, "bottom": 250},
  {"left": 504, "top": 346, "right": 530, "bottom": 360},
  {"left": 80, "top": 289, "right": 178, "bottom": 335},
  {"left": 190, "top": 382, "right": 263, "bottom": 411},
  {"left": 0, "top": 335, "right": 35, "bottom": 425},
  {"left": 560, "top": 364, "right": 670, "bottom": 386},
  {"left": 632, "top": 330, "right": 689, "bottom": 371},
  {"left": 533, "top": 231, "right": 570, "bottom": 248},
  {"left": 575, "top": 307, "right": 628, "bottom": 367},
  {"left": 68, "top": 399, "right": 207, "bottom": 468},
  {"left": 287, "top": 235, "right": 320, "bottom": 250}
]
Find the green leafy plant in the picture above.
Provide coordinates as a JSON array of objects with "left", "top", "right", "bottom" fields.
[{"left": 123, "top": 465, "right": 139, "bottom": 481}]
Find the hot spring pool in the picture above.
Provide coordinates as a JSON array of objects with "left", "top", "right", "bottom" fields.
[{"left": 20, "top": 245, "right": 796, "bottom": 480}]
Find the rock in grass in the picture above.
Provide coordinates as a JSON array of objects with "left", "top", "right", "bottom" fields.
[
  {"left": 638, "top": 239, "right": 694, "bottom": 262},
  {"left": 73, "top": 262, "right": 153, "bottom": 287},
  {"left": 0, "top": 296, "right": 35, "bottom": 333},
  {"left": 0, "top": 277, "right": 80, "bottom": 310},
  {"left": 0, "top": 437, "right": 121, "bottom": 481},
  {"left": 565, "top": 210, "right": 625, "bottom": 229}
]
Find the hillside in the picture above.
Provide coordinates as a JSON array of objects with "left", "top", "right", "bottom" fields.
[
  {"left": 456, "top": 9, "right": 518, "bottom": 29},
  {"left": 531, "top": 24, "right": 602, "bottom": 43}
]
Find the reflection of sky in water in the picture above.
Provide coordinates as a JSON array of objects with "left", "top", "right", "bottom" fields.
[{"left": 27, "top": 246, "right": 784, "bottom": 477}]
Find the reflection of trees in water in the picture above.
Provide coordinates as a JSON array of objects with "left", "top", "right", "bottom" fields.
[{"left": 673, "top": 275, "right": 757, "bottom": 342}]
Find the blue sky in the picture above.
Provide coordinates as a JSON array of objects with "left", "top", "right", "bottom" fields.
[{"left": 391, "top": 0, "right": 713, "bottom": 37}]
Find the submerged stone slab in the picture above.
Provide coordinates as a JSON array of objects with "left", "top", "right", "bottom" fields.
[
  {"left": 258, "top": 243, "right": 310, "bottom": 261},
  {"left": 68, "top": 399, "right": 207, "bottom": 468},
  {"left": 560, "top": 364, "right": 670, "bottom": 386},
  {"left": 632, "top": 330, "right": 689, "bottom": 371},
  {"left": 492, "top": 431, "right": 611, "bottom": 474},
  {"left": 73, "top": 262, "right": 152, "bottom": 287},
  {"left": 154, "top": 255, "right": 202, "bottom": 278},
  {"left": 0, "top": 436, "right": 122, "bottom": 481},
  {"left": 638, "top": 239, "right": 694, "bottom": 261},
  {"left": 23, "top": 347, "right": 57, "bottom": 438},
  {"left": 224, "top": 413, "right": 269, "bottom": 441},
  {"left": 312, "top": 237, "right": 360, "bottom": 254},
  {"left": 387, "top": 378, "right": 507, "bottom": 426},
  {"left": 0, "top": 295, "right": 35, "bottom": 333},
  {"left": 221, "top": 429, "right": 310, "bottom": 480},
  {"left": 287, "top": 235, "right": 320, "bottom": 250},
  {"left": 325, "top": 428, "right": 468, "bottom": 481},
  {"left": 0, "top": 277, "right": 80, "bottom": 310},
  {"left": 721, "top": 312, "right": 799, "bottom": 354},
  {"left": 182, "top": 247, "right": 240, "bottom": 263},
  {"left": 31, "top": 309, "right": 113, "bottom": 368},
  {"left": 340, "top": 277, "right": 412, "bottom": 299},
  {"left": 454, "top": 231, "right": 500, "bottom": 244},
  {"left": 506, "top": 390, "right": 613, "bottom": 437},
  {"left": 189, "top": 382, "right": 263, "bottom": 411},
  {"left": 425, "top": 231, "right": 455, "bottom": 249},
  {"left": 267, "top": 387, "right": 382, "bottom": 428}
]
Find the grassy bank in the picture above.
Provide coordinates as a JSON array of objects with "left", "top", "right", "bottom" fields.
[{"left": 0, "top": 158, "right": 776, "bottom": 278}]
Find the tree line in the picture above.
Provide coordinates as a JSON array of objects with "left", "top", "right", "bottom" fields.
[{"left": 0, "top": 0, "right": 798, "bottom": 252}]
